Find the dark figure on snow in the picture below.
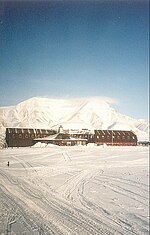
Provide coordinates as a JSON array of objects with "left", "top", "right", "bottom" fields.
[{"left": 7, "top": 161, "right": 9, "bottom": 167}]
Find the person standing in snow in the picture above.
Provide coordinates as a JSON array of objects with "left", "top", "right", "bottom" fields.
[{"left": 7, "top": 161, "right": 9, "bottom": 167}]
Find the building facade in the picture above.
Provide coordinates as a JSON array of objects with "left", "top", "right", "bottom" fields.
[
  {"left": 33, "top": 132, "right": 88, "bottom": 146},
  {"left": 94, "top": 130, "right": 137, "bottom": 146},
  {"left": 5, "top": 127, "right": 138, "bottom": 147},
  {"left": 5, "top": 128, "right": 56, "bottom": 147}
]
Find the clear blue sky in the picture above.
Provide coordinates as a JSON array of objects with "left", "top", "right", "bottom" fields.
[{"left": 0, "top": 0, "right": 149, "bottom": 119}]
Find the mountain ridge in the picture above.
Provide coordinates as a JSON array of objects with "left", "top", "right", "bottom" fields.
[{"left": 0, "top": 97, "right": 149, "bottom": 147}]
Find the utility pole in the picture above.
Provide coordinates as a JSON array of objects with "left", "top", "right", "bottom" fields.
[{"left": 112, "top": 130, "right": 114, "bottom": 146}]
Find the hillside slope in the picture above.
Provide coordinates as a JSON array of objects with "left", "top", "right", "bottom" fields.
[{"left": 0, "top": 97, "right": 149, "bottom": 146}]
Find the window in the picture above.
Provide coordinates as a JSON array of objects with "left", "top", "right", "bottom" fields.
[
  {"left": 12, "top": 134, "right": 15, "bottom": 139},
  {"left": 25, "top": 134, "right": 28, "bottom": 138},
  {"left": 19, "top": 134, "right": 22, "bottom": 138}
]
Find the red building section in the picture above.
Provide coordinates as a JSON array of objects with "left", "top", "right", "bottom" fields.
[{"left": 94, "top": 130, "right": 137, "bottom": 146}]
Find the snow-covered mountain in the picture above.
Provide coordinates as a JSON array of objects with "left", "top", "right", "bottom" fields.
[{"left": 0, "top": 97, "right": 149, "bottom": 147}]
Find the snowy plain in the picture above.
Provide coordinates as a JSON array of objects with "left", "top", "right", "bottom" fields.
[{"left": 0, "top": 145, "right": 149, "bottom": 235}]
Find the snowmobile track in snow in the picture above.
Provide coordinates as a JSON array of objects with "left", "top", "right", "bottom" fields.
[{"left": 0, "top": 146, "right": 149, "bottom": 235}]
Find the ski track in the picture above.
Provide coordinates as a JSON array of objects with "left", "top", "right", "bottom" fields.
[{"left": 0, "top": 146, "right": 149, "bottom": 235}]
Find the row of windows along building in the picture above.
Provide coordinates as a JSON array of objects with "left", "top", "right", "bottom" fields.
[{"left": 5, "top": 127, "right": 138, "bottom": 147}]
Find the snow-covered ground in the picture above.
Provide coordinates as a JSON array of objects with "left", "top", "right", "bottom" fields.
[{"left": 0, "top": 145, "right": 149, "bottom": 235}]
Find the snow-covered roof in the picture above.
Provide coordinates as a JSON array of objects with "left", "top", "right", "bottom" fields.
[
  {"left": 34, "top": 133, "right": 58, "bottom": 141},
  {"left": 34, "top": 133, "right": 87, "bottom": 141}
]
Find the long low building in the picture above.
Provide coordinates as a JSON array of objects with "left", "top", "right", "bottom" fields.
[
  {"left": 5, "top": 127, "right": 138, "bottom": 147},
  {"left": 5, "top": 128, "right": 56, "bottom": 147},
  {"left": 95, "top": 130, "right": 137, "bottom": 146}
]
